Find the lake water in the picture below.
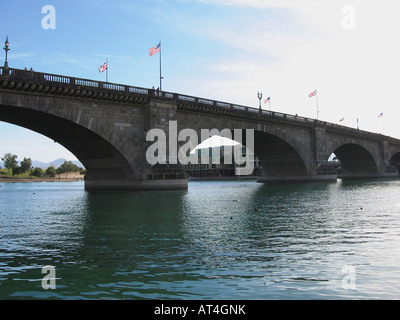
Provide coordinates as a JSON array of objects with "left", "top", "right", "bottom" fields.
[{"left": 1, "top": 178, "right": 400, "bottom": 300}]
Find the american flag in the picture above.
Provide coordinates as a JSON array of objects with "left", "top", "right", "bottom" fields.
[
  {"left": 99, "top": 61, "right": 107, "bottom": 73},
  {"left": 264, "top": 97, "right": 270, "bottom": 104},
  {"left": 339, "top": 117, "right": 345, "bottom": 122},
  {"left": 377, "top": 112, "right": 383, "bottom": 118},
  {"left": 309, "top": 90, "right": 317, "bottom": 98},
  {"left": 149, "top": 43, "right": 161, "bottom": 56}
]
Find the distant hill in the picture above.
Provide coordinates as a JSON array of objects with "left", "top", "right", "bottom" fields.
[
  {"left": 32, "top": 158, "right": 84, "bottom": 169},
  {"left": 0, "top": 158, "right": 84, "bottom": 169}
]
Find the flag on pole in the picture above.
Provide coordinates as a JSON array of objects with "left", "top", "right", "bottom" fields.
[
  {"left": 309, "top": 90, "right": 317, "bottom": 98},
  {"left": 264, "top": 97, "right": 270, "bottom": 104},
  {"left": 377, "top": 112, "right": 383, "bottom": 118},
  {"left": 309, "top": 89, "right": 319, "bottom": 119},
  {"left": 149, "top": 43, "right": 161, "bottom": 56},
  {"left": 339, "top": 117, "right": 345, "bottom": 122},
  {"left": 99, "top": 61, "right": 108, "bottom": 73},
  {"left": 149, "top": 41, "right": 163, "bottom": 90}
]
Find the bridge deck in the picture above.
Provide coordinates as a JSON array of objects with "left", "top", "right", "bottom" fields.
[{"left": 1, "top": 66, "right": 399, "bottom": 144}]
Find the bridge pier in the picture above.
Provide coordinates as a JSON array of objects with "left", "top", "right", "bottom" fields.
[
  {"left": 257, "top": 174, "right": 337, "bottom": 184},
  {"left": 339, "top": 173, "right": 399, "bottom": 180},
  {"left": 84, "top": 178, "right": 188, "bottom": 190},
  {"left": 84, "top": 161, "right": 188, "bottom": 191}
]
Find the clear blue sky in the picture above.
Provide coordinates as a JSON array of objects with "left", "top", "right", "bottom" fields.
[{"left": 0, "top": 0, "right": 399, "bottom": 162}]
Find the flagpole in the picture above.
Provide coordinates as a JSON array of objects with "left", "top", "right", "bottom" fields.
[
  {"left": 316, "top": 91, "right": 320, "bottom": 120},
  {"left": 378, "top": 113, "right": 384, "bottom": 134},
  {"left": 159, "top": 41, "right": 162, "bottom": 91},
  {"left": 106, "top": 58, "right": 108, "bottom": 83}
]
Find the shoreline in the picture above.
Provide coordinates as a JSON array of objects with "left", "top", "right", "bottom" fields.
[{"left": 0, "top": 176, "right": 84, "bottom": 183}]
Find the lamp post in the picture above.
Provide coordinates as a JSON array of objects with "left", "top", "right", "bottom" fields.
[
  {"left": 3, "top": 36, "right": 10, "bottom": 69},
  {"left": 257, "top": 91, "right": 262, "bottom": 110}
]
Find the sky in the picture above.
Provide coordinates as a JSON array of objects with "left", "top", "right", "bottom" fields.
[{"left": 0, "top": 0, "right": 399, "bottom": 162}]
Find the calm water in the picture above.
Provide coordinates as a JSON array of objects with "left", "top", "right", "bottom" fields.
[{"left": 1, "top": 179, "right": 400, "bottom": 300}]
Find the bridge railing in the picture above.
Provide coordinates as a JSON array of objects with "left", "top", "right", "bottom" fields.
[
  {"left": 169, "top": 91, "right": 319, "bottom": 124},
  {"left": 1, "top": 66, "right": 399, "bottom": 143},
  {"left": 156, "top": 89, "right": 400, "bottom": 142},
  {"left": 0, "top": 67, "right": 151, "bottom": 97}
]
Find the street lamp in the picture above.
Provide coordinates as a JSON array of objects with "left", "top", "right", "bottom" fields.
[
  {"left": 257, "top": 91, "right": 262, "bottom": 110},
  {"left": 3, "top": 36, "right": 10, "bottom": 69}
]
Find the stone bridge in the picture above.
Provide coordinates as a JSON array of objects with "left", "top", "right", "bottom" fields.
[{"left": 1, "top": 67, "right": 400, "bottom": 190}]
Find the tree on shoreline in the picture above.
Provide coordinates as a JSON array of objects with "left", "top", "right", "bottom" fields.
[
  {"left": 1, "top": 153, "right": 85, "bottom": 178},
  {"left": 20, "top": 157, "right": 32, "bottom": 172},
  {"left": 45, "top": 166, "right": 56, "bottom": 178},
  {"left": 12, "top": 157, "right": 33, "bottom": 175},
  {"left": 31, "top": 167, "right": 44, "bottom": 177},
  {"left": 57, "top": 161, "right": 80, "bottom": 178},
  {"left": 1, "top": 153, "right": 18, "bottom": 171}
]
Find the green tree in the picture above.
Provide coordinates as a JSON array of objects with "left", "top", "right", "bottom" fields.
[
  {"left": 58, "top": 161, "right": 78, "bottom": 178},
  {"left": 1, "top": 153, "right": 18, "bottom": 171},
  {"left": 20, "top": 157, "right": 32, "bottom": 173},
  {"left": 31, "top": 167, "right": 43, "bottom": 177},
  {"left": 12, "top": 166, "right": 24, "bottom": 175},
  {"left": 45, "top": 166, "right": 56, "bottom": 178},
  {"left": 55, "top": 167, "right": 63, "bottom": 179}
]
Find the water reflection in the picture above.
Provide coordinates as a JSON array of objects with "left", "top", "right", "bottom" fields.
[{"left": 1, "top": 179, "right": 400, "bottom": 299}]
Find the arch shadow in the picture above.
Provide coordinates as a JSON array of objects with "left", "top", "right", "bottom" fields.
[
  {"left": 389, "top": 152, "right": 400, "bottom": 175},
  {"left": 253, "top": 130, "right": 308, "bottom": 178},
  {"left": 0, "top": 105, "right": 136, "bottom": 184},
  {"left": 333, "top": 143, "right": 378, "bottom": 178},
  {"left": 183, "top": 129, "right": 309, "bottom": 181}
]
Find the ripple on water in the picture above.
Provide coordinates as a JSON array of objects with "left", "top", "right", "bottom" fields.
[{"left": 1, "top": 180, "right": 400, "bottom": 299}]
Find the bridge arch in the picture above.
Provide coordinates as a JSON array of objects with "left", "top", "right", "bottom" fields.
[
  {"left": 331, "top": 143, "right": 378, "bottom": 178},
  {"left": 181, "top": 126, "right": 310, "bottom": 181},
  {"left": 252, "top": 130, "right": 309, "bottom": 179},
  {"left": 0, "top": 104, "right": 137, "bottom": 183},
  {"left": 389, "top": 152, "right": 400, "bottom": 174}
]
